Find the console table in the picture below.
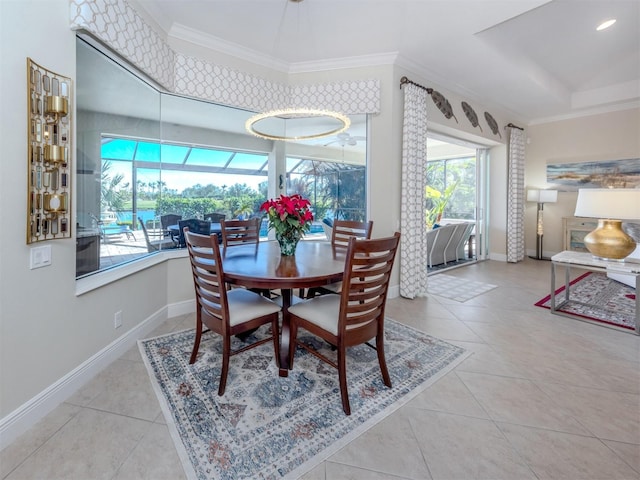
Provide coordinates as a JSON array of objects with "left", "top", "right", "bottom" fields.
[{"left": 550, "top": 251, "right": 639, "bottom": 334}]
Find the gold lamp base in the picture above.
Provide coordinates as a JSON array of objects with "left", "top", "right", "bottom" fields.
[{"left": 583, "top": 219, "right": 636, "bottom": 260}]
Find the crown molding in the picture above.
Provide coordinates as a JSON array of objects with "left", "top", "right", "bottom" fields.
[
  {"left": 171, "top": 22, "right": 400, "bottom": 75},
  {"left": 394, "top": 54, "right": 527, "bottom": 124},
  {"left": 528, "top": 100, "right": 640, "bottom": 125},
  {"left": 288, "top": 52, "right": 400, "bottom": 74},
  {"left": 169, "top": 23, "right": 291, "bottom": 73}
]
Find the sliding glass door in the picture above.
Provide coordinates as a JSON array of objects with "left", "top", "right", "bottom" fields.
[{"left": 426, "top": 134, "right": 490, "bottom": 270}]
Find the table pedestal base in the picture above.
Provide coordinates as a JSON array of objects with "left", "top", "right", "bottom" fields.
[{"left": 278, "top": 288, "right": 292, "bottom": 377}]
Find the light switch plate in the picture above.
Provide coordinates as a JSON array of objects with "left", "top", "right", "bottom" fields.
[{"left": 30, "top": 245, "right": 52, "bottom": 269}]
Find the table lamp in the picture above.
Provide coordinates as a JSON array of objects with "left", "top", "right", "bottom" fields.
[
  {"left": 574, "top": 188, "right": 640, "bottom": 260},
  {"left": 527, "top": 189, "right": 558, "bottom": 260}
]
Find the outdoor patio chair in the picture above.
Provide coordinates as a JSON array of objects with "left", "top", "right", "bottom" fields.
[
  {"left": 160, "top": 214, "right": 182, "bottom": 241},
  {"left": 204, "top": 212, "right": 226, "bottom": 223},
  {"left": 321, "top": 218, "right": 333, "bottom": 240},
  {"left": 287, "top": 232, "right": 401, "bottom": 415},
  {"left": 177, "top": 219, "right": 211, "bottom": 248},
  {"left": 456, "top": 223, "right": 475, "bottom": 261},
  {"left": 426, "top": 227, "right": 440, "bottom": 270},
  {"left": 444, "top": 223, "right": 471, "bottom": 264},
  {"left": 138, "top": 217, "right": 177, "bottom": 252},
  {"left": 427, "top": 223, "right": 456, "bottom": 267},
  {"left": 184, "top": 228, "right": 281, "bottom": 395}
]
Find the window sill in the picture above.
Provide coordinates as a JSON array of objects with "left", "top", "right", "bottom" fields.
[{"left": 75, "top": 248, "right": 188, "bottom": 296}]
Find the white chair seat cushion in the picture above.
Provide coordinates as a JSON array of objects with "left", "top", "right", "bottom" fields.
[
  {"left": 226, "top": 288, "right": 281, "bottom": 327},
  {"left": 288, "top": 294, "right": 341, "bottom": 335}
]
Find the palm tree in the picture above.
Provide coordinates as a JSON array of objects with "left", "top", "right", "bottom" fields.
[
  {"left": 101, "top": 161, "right": 129, "bottom": 212},
  {"left": 425, "top": 181, "right": 458, "bottom": 229}
]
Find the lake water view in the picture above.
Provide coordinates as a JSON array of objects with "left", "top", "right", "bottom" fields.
[{"left": 116, "top": 209, "right": 325, "bottom": 236}]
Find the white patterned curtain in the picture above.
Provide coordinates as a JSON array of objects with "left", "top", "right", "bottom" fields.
[
  {"left": 400, "top": 84, "right": 429, "bottom": 298},
  {"left": 506, "top": 126, "right": 526, "bottom": 262}
]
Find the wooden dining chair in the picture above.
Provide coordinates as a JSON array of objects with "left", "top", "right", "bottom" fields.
[
  {"left": 305, "top": 219, "right": 374, "bottom": 298},
  {"left": 331, "top": 219, "right": 374, "bottom": 247},
  {"left": 221, "top": 217, "right": 272, "bottom": 298},
  {"left": 220, "top": 217, "right": 260, "bottom": 248},
  {"left": 184, "top": 228, "right": 281, "bottom": 395},
  {"left": 287, "top": 232, "right": 400, "bottom": 415}
]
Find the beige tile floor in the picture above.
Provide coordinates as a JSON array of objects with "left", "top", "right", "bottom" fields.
[{"left": 3, "top": 259, "right": 639, "bottom": 479}]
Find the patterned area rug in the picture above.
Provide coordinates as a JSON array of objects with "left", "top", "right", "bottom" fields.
[
  {"left": 427, "top": 273, "right": 498, "bottom": 302},
  {"left": 535, "top": 272, "right": 637, "bottom": 331},
  {"left": 139, "top": 319, "right": 468, "bottom": 480}
]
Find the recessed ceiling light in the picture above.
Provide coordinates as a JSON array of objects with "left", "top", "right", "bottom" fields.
[{"left": 596, "top": 19, "right": 616, "bottom": 31}]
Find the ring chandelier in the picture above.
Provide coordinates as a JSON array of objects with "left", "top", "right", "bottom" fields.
[{"left": 245, "top": 108, "right": 351, "bottom": 142}]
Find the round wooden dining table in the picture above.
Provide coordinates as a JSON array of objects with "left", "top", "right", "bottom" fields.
[{"left": 221, "top": 240, "right": 347, "bottom": 376}]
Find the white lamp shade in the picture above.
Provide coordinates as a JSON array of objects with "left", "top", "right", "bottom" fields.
[
  {"left": 574, "top": 188, "right": 640, "bottom": 220},
  {"left": 527, "top": 189, "right": 558, "bottom": 203}
]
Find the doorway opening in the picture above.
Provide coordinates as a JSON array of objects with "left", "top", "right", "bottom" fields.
[{"left": 426, "top": 133, "right": 488, "bottom": 274}]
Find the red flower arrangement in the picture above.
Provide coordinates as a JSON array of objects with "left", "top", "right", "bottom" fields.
[{"left": 260, "top": 194, "right": 314, "bottom": 240}]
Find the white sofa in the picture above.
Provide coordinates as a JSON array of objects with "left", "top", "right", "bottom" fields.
[
  {"left": 427, "top": 222, "right": 474, "bottom": 268},
  {"left": 607, "top": 244, "right": 639, "bottom": 288}
]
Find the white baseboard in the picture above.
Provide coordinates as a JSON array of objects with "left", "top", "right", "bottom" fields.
[
  {"left": 525, "top": 248, "right": 560, "bottom": 260},
  {"left": 489, "top": 252, "right": 507, "bottom": 262},
  {"left": 3, "top": 292, "right": 391, "bottom": 449},
  {"left": 168, "top": 299, "right": 196, "bottom": 318},
  {"left": 0, "top": 304, "right": 172, "bottom": 451}
]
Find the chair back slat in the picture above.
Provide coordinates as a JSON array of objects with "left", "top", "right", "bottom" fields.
[
  {"left": 287, "top": 230, "right": 400, "bottom": 415},
  {"left": 339, "top": 233, "right": 400, "bottom": 331},
  {"left": 331, "top": 219, "right": 373, "bottom": 247},
  {"left": 184, "top": 229, "right": 229, "bottom": 328},
  {"left": 221, "top": 218, "right": 261, "bottom": 248},
  {"left": 185, "top": 227, "right": 281, "bottom": 397}
]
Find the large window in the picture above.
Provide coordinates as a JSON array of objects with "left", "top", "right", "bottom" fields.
[
  {"left": 100, "top": 137, "right": 269, "bottom": 227},
  {"left": 426, "top": 156, "right": 476, "bottom": 223},
  {"left": 287, "top": 158, "right": 366, "bottom": 222},
  {"left": 75, "top": 38, "right": 367, "bottom": 278}
]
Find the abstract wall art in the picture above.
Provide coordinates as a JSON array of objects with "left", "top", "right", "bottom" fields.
[{"left": 546, "top": 158, "right": 640, "bottom": 191}]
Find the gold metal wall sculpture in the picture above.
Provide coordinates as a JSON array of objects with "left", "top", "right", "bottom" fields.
[{"left": 27, "top": 58, "right": 72, "bottom": 243}]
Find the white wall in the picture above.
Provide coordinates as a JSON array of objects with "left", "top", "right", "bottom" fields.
[
  {"left": 0, "top": 0, "right": 189, "bottom": 439},
  {"left": 525, "top": 108, "right": 640, "bottom": 256}
]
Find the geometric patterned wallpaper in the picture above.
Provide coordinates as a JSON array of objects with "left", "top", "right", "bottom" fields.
[
  {"left": 70, "top": 0, "right": 380, "bottom": 115},
  {"left": 506, "top": 127, "right": 526, "bottom": 263},
  {"left": 174, "top": 54, "right": 288, "bottom": 112},
  {"left": 70, "top": 0, "right": 175, "bottom": 90},
  {"left": 289, "top": 80, "right": 381, "bottom": 115}
]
